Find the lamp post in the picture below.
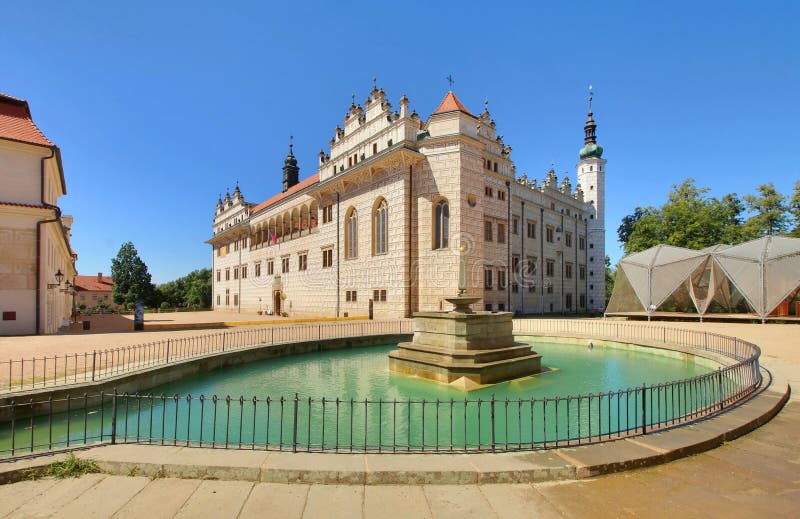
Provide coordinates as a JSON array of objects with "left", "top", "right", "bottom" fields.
[{"left": 47, "top": 269, "right": 64, "bottom": 289}]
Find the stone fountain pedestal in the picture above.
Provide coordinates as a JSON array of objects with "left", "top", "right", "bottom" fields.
[{"left": 388, "top": 296, "right": 542, "bottom": 389}]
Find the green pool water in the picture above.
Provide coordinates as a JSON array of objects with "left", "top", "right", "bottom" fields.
[
  {"left": 149, "top": 339, "right": 714, "bottom": 400},
  {"left": 2, "top": 339, "right": 723, "bottom": 454}
]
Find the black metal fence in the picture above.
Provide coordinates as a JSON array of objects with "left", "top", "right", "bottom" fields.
[
  {"left": 0, "top": 321, "right": 762, "bottom": 457},
  {"left": 0, "top": 320, "right": 411, "bottom": 394}
]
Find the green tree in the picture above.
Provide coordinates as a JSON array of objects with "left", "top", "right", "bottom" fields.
[
  {"left": 789, "top": 180, "right": 800, "bottom": 237},
  {"left": 156, "top": 269, "right": 212, "bottom": 309},
  {"left": 617, "top": 206, "right": 650, "bottom": 245},
  {"left": 743, "top": 182, "right": 790, "bottom": 236},
  {"left": 111, "top": 242, "right": 156, "bottom": 307},
  {"left": 617, "top": 179, "right": 788, "bottom": 254},
  {"left": 604, "top": 255, "right": 615, "bottom": 307},
  {"left": 718, "top": 193, "right": 752, "bottom": 243},
  {"left": 622, "top": 179, "right": 732, "bottom": 253}
]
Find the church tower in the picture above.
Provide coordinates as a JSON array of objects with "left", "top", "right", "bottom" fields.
[
  {"left": 282, "top": 138, "right": 299, "bottom": 192},
  {"left": 576, "top": 87, "right": 606, "bottom": 312}
]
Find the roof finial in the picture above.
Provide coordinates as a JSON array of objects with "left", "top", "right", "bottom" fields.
[
  {"left": 446, "top": 74, "right": 454, "bottom": 91},
  {"left": 588, "top": 84, "right": 593, "bottom": 113},
  {"left": 351, "top": 93, "right": 356, "bottom": 106},
  {"left": 289, "top": 134, "right": 294, "bottom": 153},
  {"left": 484, "top": 98, "right": 489, "bottom": 110},
  {"left": 372, "top": 76, "right": 377, "bottom": 90}
]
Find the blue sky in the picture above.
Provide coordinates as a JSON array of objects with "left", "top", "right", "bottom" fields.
[{"left": 3, "top": 1, "right": 798, "bottom": 283}]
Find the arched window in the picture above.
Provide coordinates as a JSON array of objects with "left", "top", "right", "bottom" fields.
[
  {"left": 434, "top": 198, "right": 449, "bottom": 249},
  {"left": 345, "top": 207, "right": 358, "bottom": 259},
  {"left": 373, "top": 198, "right": 388, "bottom": 255}
]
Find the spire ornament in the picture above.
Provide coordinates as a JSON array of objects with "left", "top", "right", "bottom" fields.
[{"left": 579, "top": 84, "right": 604, "bottom": 159}]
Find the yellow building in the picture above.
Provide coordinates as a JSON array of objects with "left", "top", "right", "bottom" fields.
[
  {"left": 74, "top": 273, "right": 123, "bottom": 312},
  {"left": 0, "top": 93, "right": 76, "bottom": 335}
]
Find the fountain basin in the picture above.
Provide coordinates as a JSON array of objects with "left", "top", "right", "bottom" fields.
[{"left": 388, "top": 311, "right": 542, "bottom": 387}]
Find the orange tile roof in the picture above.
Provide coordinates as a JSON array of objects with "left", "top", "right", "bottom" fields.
[
  {"left": 432, "top": 91, "right": 473, "bottom": 116},
  {"left": 250, "top": 173, "right": 320, "bottom": 215},
  {"left": 0, "top": 93, "right": 54, "bottom": 147},
  {"left": 74, "top": 275, "right": 114, "bottom": 292}
]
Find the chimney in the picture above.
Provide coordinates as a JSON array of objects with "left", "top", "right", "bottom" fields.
[{"left": 97, "top": 272, "right": 102, "bottom": 283}]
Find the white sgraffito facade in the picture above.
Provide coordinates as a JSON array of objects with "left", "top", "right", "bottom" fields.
[{"left": 208, "top": 87, "right": 606, "bottom": 318}]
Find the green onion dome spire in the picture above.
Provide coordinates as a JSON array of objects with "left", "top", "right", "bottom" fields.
[{"left": 579, "top": 85, "right": 603, "bottom": 160}]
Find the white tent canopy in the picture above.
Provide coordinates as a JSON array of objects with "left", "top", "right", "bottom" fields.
[{"left": 607, "top": 236, "right": 800, "bottom": 320}]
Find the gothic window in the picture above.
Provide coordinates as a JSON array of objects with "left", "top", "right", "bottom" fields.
[
  {"left": 373, "top": 198, "right": 388, "bottom": 255},
  {"left": 345, "top": 207, "right": 358, "bottom": 259},
  {"left": 484, "top": 220, "right": 493, "bottom": 242},
  {"left": 565, "top": 232, "right": 573, "bottom": 248},
  {"left": 433, "top": 198, "right": 449, "bottom": 249},
  {"left": 497, "top": 223, "right": 505, "bottom": 244},
  {"left": 546, "top": 226, "right": 554, "bottom": 243}
]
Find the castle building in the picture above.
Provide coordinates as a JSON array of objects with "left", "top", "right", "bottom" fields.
[
  {"left": 208, "top": 85, "right": 606, "bottom": 318},
  {"left": 0, "top": 93, "right": 77, "bottom": 335}
]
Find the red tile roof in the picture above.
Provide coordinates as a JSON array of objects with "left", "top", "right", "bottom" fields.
[
  {"left": 74, "top": 275, "right": 114, "bottom": 292},
  {"left": 0, "top": 93, "right": 54, "bottom": 147},
  {"left": 432, "top": 91, "right": 473, "bottom": 116},
  {"left": 250, "top": 173, "right": 320, "bottom": 215}
]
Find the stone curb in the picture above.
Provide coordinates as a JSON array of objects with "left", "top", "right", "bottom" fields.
[{"left": 0, "top": 375, "right": 789, "bottom": 486}]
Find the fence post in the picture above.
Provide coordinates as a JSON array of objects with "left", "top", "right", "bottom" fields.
[
  {"left": 641, "top": 383, "right": 647, "bottom": 435},
  {"left": 91, "top": 351, "right": 97, "bottom": 382},
  {"left": 165, "top": 339, "right": 171, "bottom": 364},
  {"left": 222, "top": 332, "right": 226, "bottom": 352},
  {"left": 718, "top": 368, "right": 724, "bottom": 410},
  {"left": 490, "top": 394, "right": 496, "bottom": 452},
  {"left": 292, "top": 393, "right": 299, "bottom": 453},
  {"left": 110, "top": 390, "right": 118, "bottom": 445}
]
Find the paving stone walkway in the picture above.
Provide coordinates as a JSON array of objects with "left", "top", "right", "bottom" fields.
[{"left": 1, "top": 401, "right": 796, "bottom": 518}]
